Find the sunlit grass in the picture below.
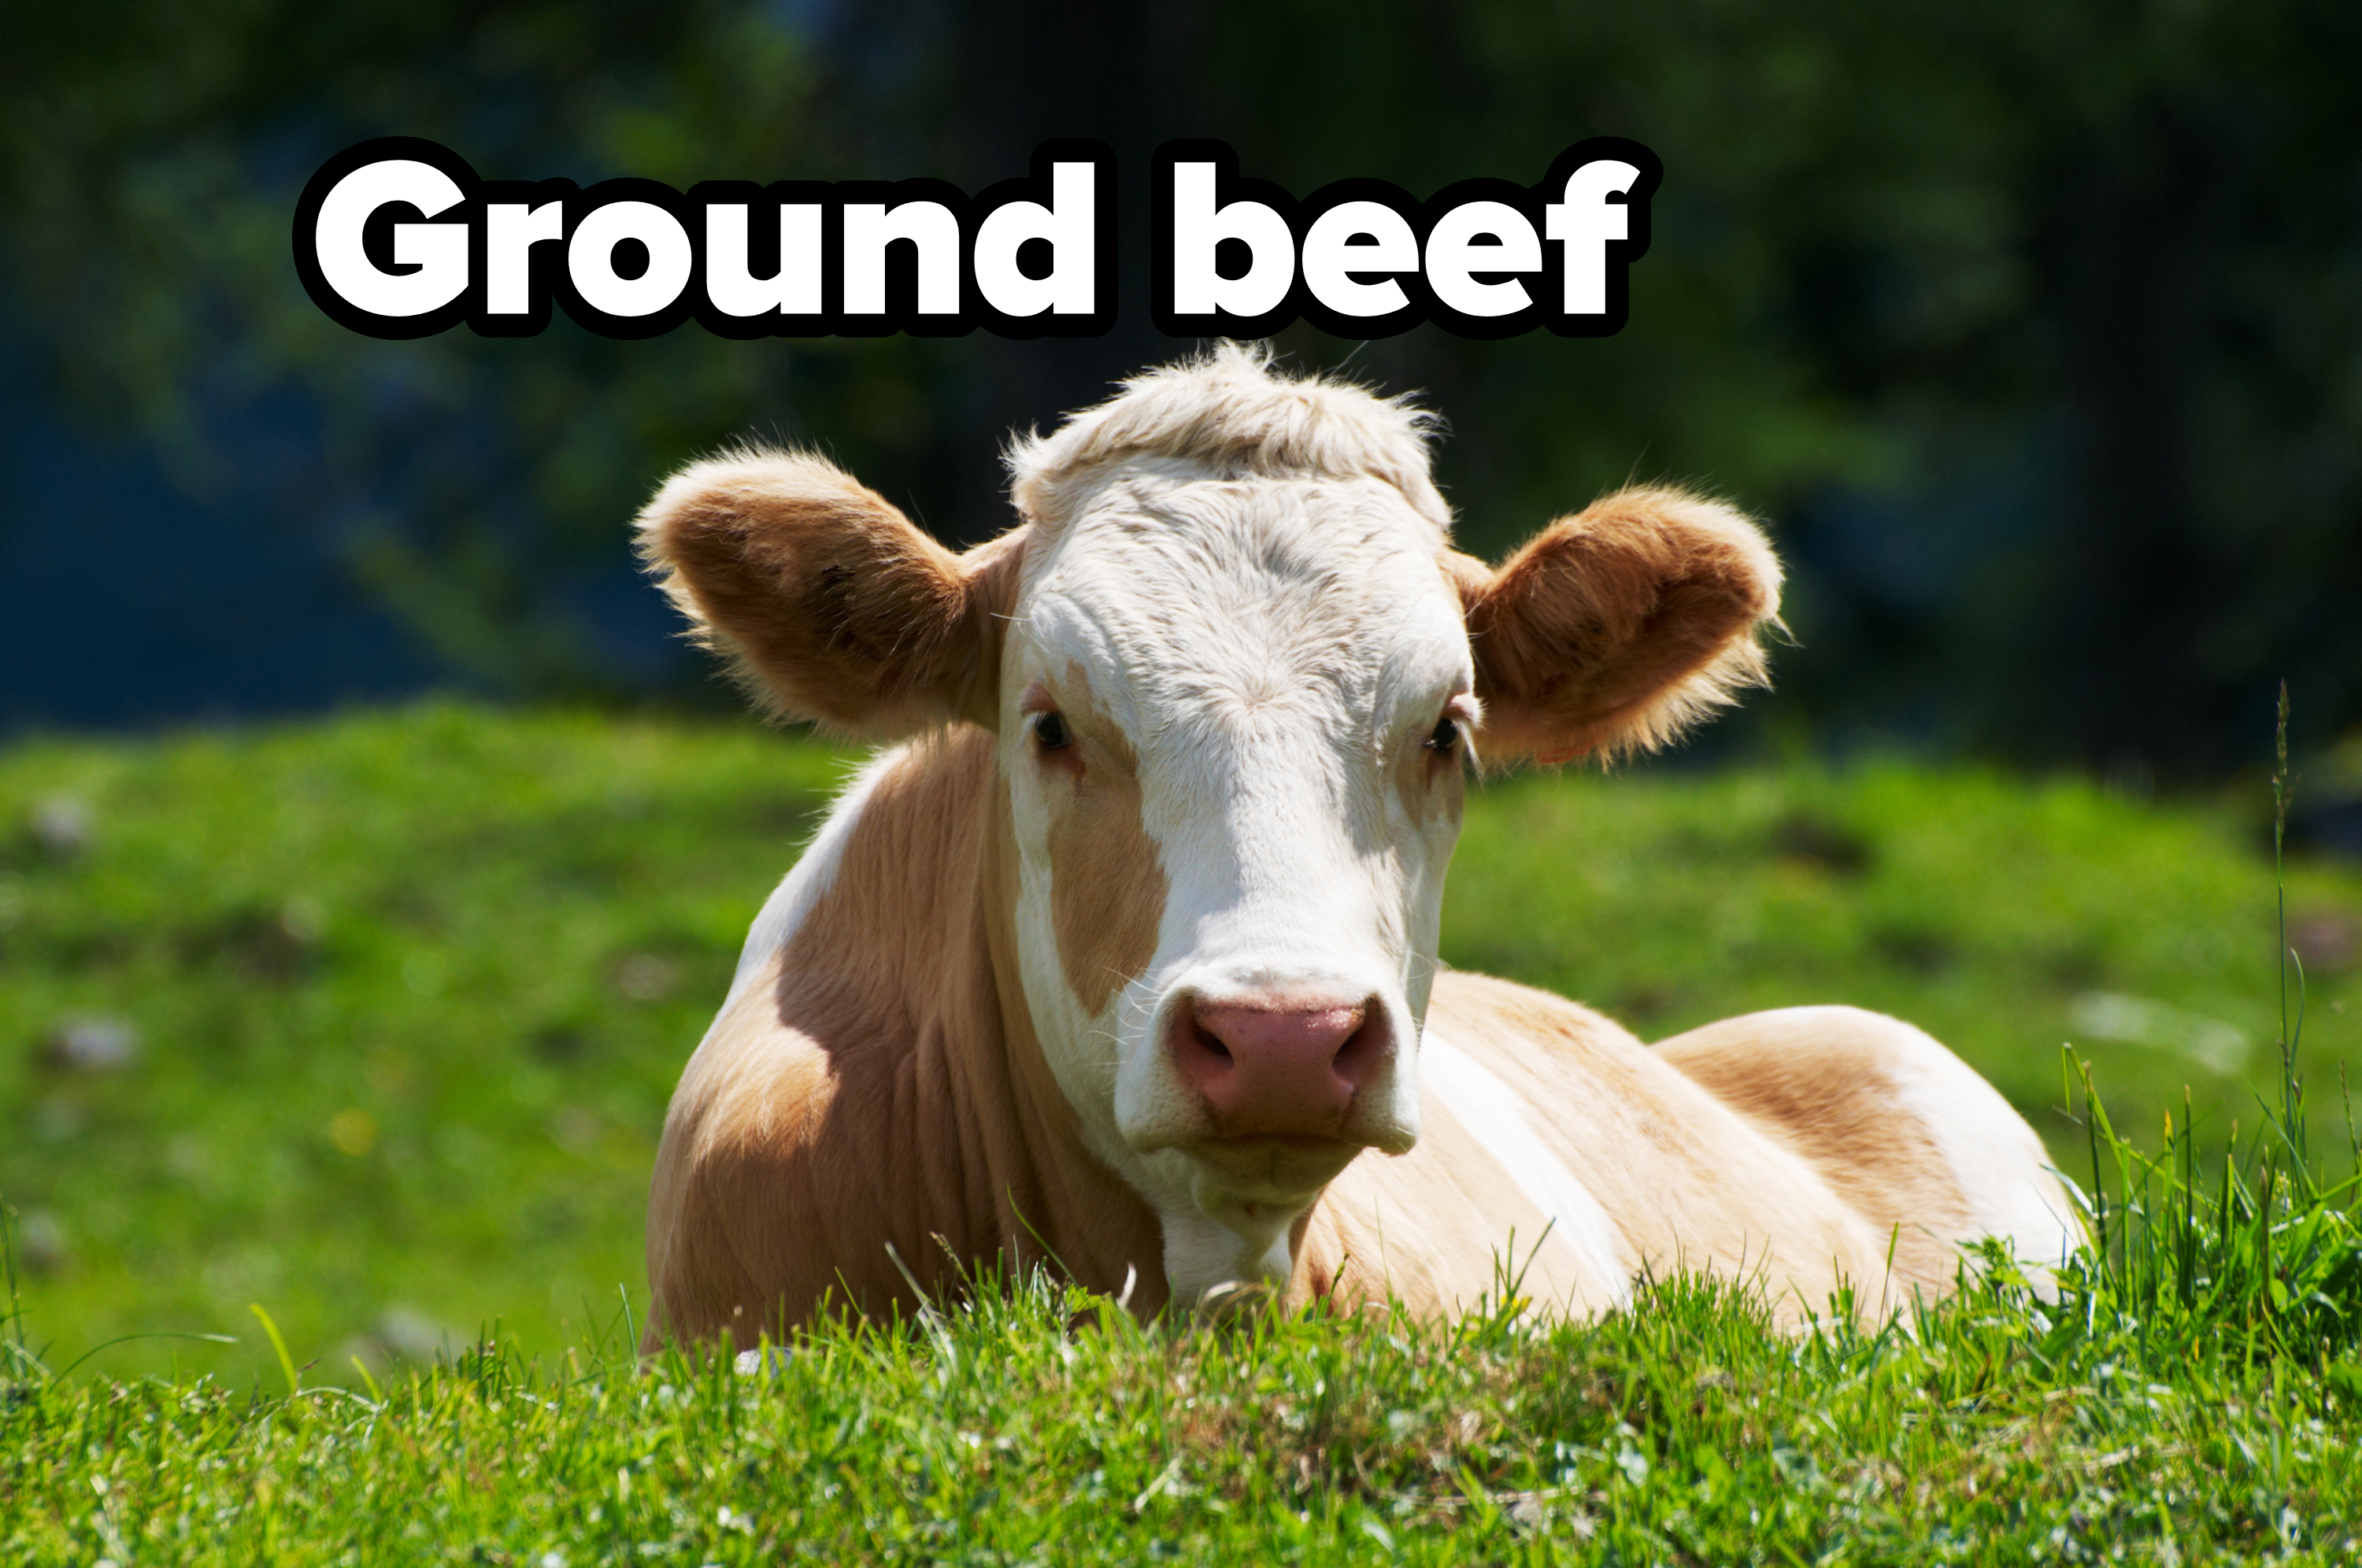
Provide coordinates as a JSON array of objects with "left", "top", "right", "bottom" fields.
[{"left": 5, "top": 1221, "right": 2358, "bottom": 1562}]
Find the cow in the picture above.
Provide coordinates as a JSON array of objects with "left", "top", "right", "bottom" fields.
[{"left": 633, "top": 345, "right": 2075, "bottom": 1347}]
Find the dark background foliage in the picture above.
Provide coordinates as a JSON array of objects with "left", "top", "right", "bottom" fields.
[{"left": 3, "top": 0, "right": 2358, "bottom": 775}]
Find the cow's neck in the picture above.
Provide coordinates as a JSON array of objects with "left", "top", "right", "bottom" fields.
[{"left": 776, "top": 725, "right": 1170, "bottom": 1315}]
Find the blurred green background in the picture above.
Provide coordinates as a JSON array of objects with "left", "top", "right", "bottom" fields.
[{"left": 5, "top": 2, "right": 2362, "bottom": 1387}]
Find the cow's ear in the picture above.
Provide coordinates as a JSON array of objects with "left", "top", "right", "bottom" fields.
[
  {"left": 1449, "top": 486, "right": 1782, "bottom": 764},
  {"left": 635, "top": 450, "right": 1024, "bottom": 734}
]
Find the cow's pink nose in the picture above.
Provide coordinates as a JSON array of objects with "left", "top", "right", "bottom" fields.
[{"left": 1173, "top": 997, "right": 1386, "bottom": 1135}]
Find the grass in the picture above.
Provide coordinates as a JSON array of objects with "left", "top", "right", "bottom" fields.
[
  {"left": 2, "top": 700, "right": 2360, "bottom": 1561},
  {"left": 1, "top": 704, "right": 850, "bottom": 1389},
  {"left": 4, "top": 1226, "right": 2358, "bottom": 1561}
]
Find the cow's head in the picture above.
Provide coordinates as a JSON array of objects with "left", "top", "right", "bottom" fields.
[{"left": 638, "top": 346, "right": 1780, "bottom": 1302}]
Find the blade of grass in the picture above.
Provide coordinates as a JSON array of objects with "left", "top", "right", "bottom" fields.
[
  {"left": 54, "top": 1331, "right": 240, "bottom": 1381},
  {"left": 249, "top": 1304, "right": 301, "bottom": 1396}
]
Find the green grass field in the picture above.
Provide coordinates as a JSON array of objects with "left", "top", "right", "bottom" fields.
[
  {"left": 4, "top": 702, "right": 2360, "bottom": 1561},
  {"left": 9, "top": 1252, "right": 2359, "bottom": 1563}
]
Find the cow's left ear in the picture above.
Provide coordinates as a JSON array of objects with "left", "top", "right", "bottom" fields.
[
  {"left": 1446, "top": 486, "right": 1783, "bottom": 764},
  {"left": 635, "top": 449, "right": 1025, "bottom": 735}
]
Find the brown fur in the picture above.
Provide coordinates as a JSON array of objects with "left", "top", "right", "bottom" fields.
[
  {"left": 639, "top": 449, "right": 1772, "bottom": 764},
  {"left": 1653, "top": 1009, "right": 1979, "bottom": 1292},
  {"left": 1046, "top": 716, "right": 1169, "bottom": 1016},
  {"left": 643, "top": 729, "right": 1167, "bottom": 1346},
  {"left": 1447, "top": 486, "right": 1783, "bottom": 764},
  {"left": 1394, "top": 704, "right": 1468, "bottom": 827},
  {"left": 635, "top": 451, "right": 1026, "bottom": 737}
]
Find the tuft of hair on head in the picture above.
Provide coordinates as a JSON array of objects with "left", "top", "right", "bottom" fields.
[{"left": 1002, "top": 341, "right": 1453, "bottom": 542}]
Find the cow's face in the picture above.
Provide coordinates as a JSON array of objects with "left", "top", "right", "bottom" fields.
[
  {"left": 636, "top": 350, "right": 1780, "bottom": 1302},
  {"left": 997, "top": 464, "right": 1470, "bottom": 1244}
]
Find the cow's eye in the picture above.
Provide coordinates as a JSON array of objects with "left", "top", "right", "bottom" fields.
[
  {"left": 1427, "top": 715, "right": 1461, "bottom": 753},
  {"left": 1033, "top": 712, "right": 1072, "bottom": 751}
]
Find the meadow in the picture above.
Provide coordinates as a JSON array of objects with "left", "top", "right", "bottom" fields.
[{"left": 4, "top": 702, "right": 2360, "bottom": 1561}]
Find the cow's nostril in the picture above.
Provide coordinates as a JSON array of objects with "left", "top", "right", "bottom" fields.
[
  {"left": 1170, "top": 1000, "right": 1237, "bottom": 1083},
  {"left": 1332, "top": 1013, "right": 1383, "bottom": 1090}
]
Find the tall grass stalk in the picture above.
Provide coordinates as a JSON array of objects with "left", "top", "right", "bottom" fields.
[
  {"left": 2274, "top": 678, "right": 2312, "bottom": 1184},
  {"left": 2, "top": 1203, "right": 33, "bottom": 1382},
  {"left": 2059, "top": 682, "right": 2360, "bottom": 1383}
]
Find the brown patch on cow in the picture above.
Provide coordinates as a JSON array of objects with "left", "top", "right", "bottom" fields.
[
  {"left": 642, "top": 726, "right": 1167, "bottom": 1348},
  {"left": 1651, "top": 1008, "right": 1981, "bottom": 1295},
  {"left": 635, "top": 450, "right": 1027, "bottom": 737},
  {"left": 1446, "top": 487, "right": 1782, "bottom": 764},
  {"left": 1046, "top": 708, "right": 1169, "bottom": 1016}
]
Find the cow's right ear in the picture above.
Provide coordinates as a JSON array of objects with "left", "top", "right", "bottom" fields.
[
  {"left": 1445, "top": 486, "right": 1782, "bottom": 765},
  {"left": 635, "top": 450, "right": 1024, "bottom": 735}
]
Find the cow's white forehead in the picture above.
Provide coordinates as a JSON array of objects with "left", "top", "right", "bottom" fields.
[{"left": 1017, "top": 464, "right": 1468, "bottom": 738}]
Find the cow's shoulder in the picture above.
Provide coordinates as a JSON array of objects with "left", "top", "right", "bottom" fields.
[
  {"left": 642, "top": 949, "right": 908, "bottom": 1343},
  {"left": 657, "top": 948, "right": 853, "bottom": 1182},
  {"left": 643, "top": 728, "right": 1013, "bottom": 1346}
]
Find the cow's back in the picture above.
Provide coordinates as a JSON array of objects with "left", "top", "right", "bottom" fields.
[
  {"left": 1298, "top": 971, "right": 1960, "bottom": 1322},
  {"left": 1653, "top": 1004, "right": 2077, "bottom": 1297}
]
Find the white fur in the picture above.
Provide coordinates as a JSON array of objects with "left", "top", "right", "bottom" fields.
[
  {"left": 1160, "top": 1209, "right": 1297, "bottom": 1309},
  {"left": 989, "top": 353, "right": 1516, "bottom": 1301},
  {"left": 721, "top": 749, "right": 900, "bottom": 1011},
  {"left": 1878, "top": 1022, "right": 2082, "bottom": 1280},
  {"left": 998, "top": 452, "right": 1472, "bottom": 1284},
  {"left": 1420, "top": 1028, "right": 1633, "bottom": 1309}
]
